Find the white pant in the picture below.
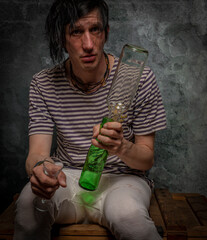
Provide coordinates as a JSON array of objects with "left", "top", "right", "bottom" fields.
[{"left": 14, "top": 169, "right": 161, "bottom": 240}]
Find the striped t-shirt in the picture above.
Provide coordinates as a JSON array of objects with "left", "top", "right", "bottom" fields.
[{"left": 29, "top": 55, "right": 166, "bottom": 184}]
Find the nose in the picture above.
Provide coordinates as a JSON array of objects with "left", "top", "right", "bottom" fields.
[{"left": 82, "top": 32, "right": 94, "bottom": 52}]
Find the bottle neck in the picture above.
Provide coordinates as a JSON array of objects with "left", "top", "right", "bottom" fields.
[{"left": 108, "top": 102, "right": 128, "bottom": 122}]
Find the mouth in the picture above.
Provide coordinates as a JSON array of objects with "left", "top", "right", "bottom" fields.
[{"left": 81, "top": 54, "right": 96, "bottom": 63}]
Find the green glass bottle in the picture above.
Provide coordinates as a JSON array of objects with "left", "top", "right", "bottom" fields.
[
  {"left": 79, "top": 44, "right": 148, "bottom": 191},
  {"left": 79, "top": 117, "right": 112, "bottom": 191}
]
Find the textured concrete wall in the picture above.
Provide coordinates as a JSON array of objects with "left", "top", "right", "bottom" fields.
[{"left": 0, "top": 0, "right": 207, "bottom": 213}]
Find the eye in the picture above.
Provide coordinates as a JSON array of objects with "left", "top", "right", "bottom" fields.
[
  {"left": 91, "top": 27, "right": 100, "bottom": 32},
  {"left": 90, "top": 26, "right": 103, "bottom": 34},
  {"left": 70, "top": 28, "right": 83, "bottom": 36}
]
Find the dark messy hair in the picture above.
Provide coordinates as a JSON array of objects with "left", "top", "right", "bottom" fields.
[{"left": 45, "top": 0, "right": 109, "bottom": 63}]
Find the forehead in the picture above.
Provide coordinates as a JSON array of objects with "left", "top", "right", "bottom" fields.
[{"left": 73, "top": 9, "right": 102, "bottom": 27}]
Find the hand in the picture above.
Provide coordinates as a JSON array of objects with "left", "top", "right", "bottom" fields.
[
  {"left": 91, "top": 121, "right": 124, "bottom": 155},
  {"left": 30, "top": 164, "right": 66, "bottom": 199}
]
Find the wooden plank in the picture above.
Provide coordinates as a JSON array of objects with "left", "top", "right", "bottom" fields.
[
  {"left": 173, "top": 196, "right": 201, "bottom": 229},
  {"left": 166, "top": 226, "right": 187, "bottom": 240},
  {"left": 167, "top": 234, "right": 187, "bottom": 240},
  {"left": 0, "top": 235, "right": 13, "bottom": 240},
  {"left": 53, "top": 236, "right": 114, "bottom": 240},
  {"left": 0, "top": 195, "right": 18, "bottom": 235},
  {"left": 149, "top": 194, "right": 166, "bottom": 237},
  {"left": 187, "top": 226, "right": 207, "bottom": 237},
  {"left": 187, "top": 196, "right": 207, "bottom": 226},
  {"left": 154, "top": 188, "right": 176, "bottom": 227},
  {"left": 172, "top": 193, "right": 201, "bottom": 201},
  {"left": 188, "top": 239, "right": 207, "bottom": 240},
  {"left": 56, "top": 224, "right": 112, "bottom": 236},
  {"left": 155, "top": 189, "right": 186, "bottom": 231},
  {"left": 1, "top": 190, "right": 207, "bottom": 240}
]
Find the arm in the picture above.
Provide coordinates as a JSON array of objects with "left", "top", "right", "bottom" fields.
[
  {"left": 27, "top": 134, "right": 66, "bottom": 199},
  {"left": 91, "top": 122, "right": 155, "bottom": 171},
  {"left": 26, "top": 134, "right": 52, "bottom": 176}
]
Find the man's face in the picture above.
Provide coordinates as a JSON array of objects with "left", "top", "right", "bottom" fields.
[{"left": 65, "top": 9, "right": 108, "bottom": 73}]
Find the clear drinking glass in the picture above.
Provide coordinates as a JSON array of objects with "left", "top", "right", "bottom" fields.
[{"left": 33, "top": 156, "right": 64, "bottom": 212}]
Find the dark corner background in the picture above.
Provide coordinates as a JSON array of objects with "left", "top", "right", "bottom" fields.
[{"left": 0, "top": 0, "right": 207, "bottom": 213}]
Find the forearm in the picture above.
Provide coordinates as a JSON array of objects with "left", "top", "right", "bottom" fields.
[
  {"left": 26, "top": 134, "right": 52, "bottom": 177},
  {"left": 116, "top": 138, "right": 154, "bottom": 171}
]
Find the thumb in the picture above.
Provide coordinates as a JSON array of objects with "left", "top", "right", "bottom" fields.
[
  {"left": 58, "top": 171, "right": 67, "bottom": 187},
  {"left": 93, "top": 124, "right": 101, "bottom": 138}
]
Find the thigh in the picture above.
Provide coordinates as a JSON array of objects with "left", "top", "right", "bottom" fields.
[
  {"left": 102, "top": 175, "right": 152, "bottom": 225},
  {"left": 105, "top": 174, "right": 152, "bottom": 208},
  {"left": 101, "top": 175, "right": 160, "bottom": 240}
]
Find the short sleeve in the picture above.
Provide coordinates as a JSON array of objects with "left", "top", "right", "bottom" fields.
[
  {"left": 132, "top": 68, "right": 166, "bottom": 135},
  {"left": 28, "top": 74, "right": 54, "bottom": 136}
]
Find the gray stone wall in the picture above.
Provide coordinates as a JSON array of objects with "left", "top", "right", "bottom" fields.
[{"left": 0, "top": 0, "right": 207, "bottom": 213}]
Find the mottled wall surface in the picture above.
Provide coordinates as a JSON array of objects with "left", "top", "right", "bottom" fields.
[{"left": 0, "top": 0, "right": 207, "bottom": 213}]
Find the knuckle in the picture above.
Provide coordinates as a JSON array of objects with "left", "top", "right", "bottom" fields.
[
  {"left": 104, "top": 137, "right": 111, "bottom": 144},
  {"left": 30, "top": 175, "right": 34, "bottom": 183},
  {"left": 46, "top": 188, "right": 54, "bottom": 194},
  {"left": 117, "top": 140, "right": 122, "bottom": 146},
  {"left": 112, "top": 130, "right": 118, "bottom": 138}
]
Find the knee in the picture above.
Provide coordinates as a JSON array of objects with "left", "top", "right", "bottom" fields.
[
  {"left": 104, "top": 196, "right": 158, "bottom": 240},
  {"left": 14, "top": 184, "right": 38, "bottom": 234},
  {"left": 15, "top": 214, "right": 38, "bottom": 236},
  {"left": 106, "top": 210, "right": 158, "bottom": 240},
  {"left": 15, "top": 183, "right": 35, "bottom": 215},
  {"left": 104, "top": 194, "right": 142, "bottom": 223}
]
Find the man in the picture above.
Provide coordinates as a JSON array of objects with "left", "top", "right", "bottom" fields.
[{"left": 14, "top": 0, "right": 166, "bottom": 239}]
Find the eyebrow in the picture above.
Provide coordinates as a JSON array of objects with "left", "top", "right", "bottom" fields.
[{"left": 72, "top": 21, "right": 103, "bottom": 30}]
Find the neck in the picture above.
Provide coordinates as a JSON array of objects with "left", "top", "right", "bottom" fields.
[{"left": 67, "top": 52, "right": 110, "bottom": 94}]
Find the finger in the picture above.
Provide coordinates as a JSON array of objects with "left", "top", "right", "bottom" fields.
[
  {"left": 57, "top": 171, "right": 67, "bottom": 187},
  {"left": 31, "top": 175, "right": 59, "bottom": 198},
  {"left": 103, "top": 122, "right": 122, "bottom": 131},
  {"left": 92, "top": 135, "right": 121, "bottom": 150},
  {"left": 100, "top": 128, "right": 123, "bottom": 140},
  {"left": 97, "top": 134, "right": 122, "bottom": 146},
  {"left": 30, "top": 175, "right": 59, "bottom": 194},
  {"left": 30, "top": 175, "right": 59, "bottom": 200},
  {"left": 32, "top": 166, "right": 59, "bottom": 187},
  {"left": 91, "top": 138, "right": 121, "bottom": 156},
  {"left": 93, "top": 124, "right": 101, "bottom": 138},
  {"left": 32, "top": 185, "right": 56, "bottom": 199}
]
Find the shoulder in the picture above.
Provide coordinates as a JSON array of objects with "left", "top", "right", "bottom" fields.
[
  {"left": 142, "top": 66, "right": 155, "bottom": 80},
  {"left": 138, "top": 66, "right": 157, "bottom": 89},
  {"left": 32, "top": 64, "right": 65, "bottom": 84}
]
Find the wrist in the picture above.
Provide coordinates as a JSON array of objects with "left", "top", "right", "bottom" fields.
[
  {"left": 33, "top": 160, "right": 45, "bottom": 169},
  {"left": 27, "top": 160, "right": 45, "bottom": 179}
]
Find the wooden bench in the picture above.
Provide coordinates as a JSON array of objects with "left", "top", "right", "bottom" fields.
[{"left": 0, "top": 189, "right": 207, "bottom": 240}]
